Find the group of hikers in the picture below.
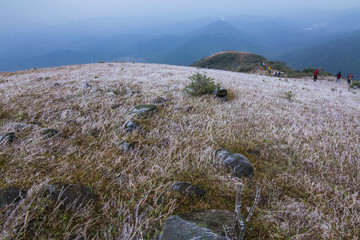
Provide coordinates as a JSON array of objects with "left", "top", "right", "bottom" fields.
[
  {"left": 314, "top": 69, "right": 354, "bottom": 84},
  {"left": 260, "top": 62, "right": 281, "bottom": 77},
  {"left": 335, "top": 71, "right": 354, "bottom": 84}
]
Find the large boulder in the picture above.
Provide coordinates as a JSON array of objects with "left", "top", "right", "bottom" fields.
[
  {"left": 0, "top": 186, "right": 26, "bottom": 208},
  {"left": 160, "top": 215, "right": 229, "bottom": 240},
  {"left": 45, "top": 184, "right": 97, "bottom": 209},
  {"left": 172, "top": 182, "right": 206, "bottom": 197}
]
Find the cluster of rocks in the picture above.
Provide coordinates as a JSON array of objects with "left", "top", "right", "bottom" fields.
[
  {"left": 0, "top": 183, "right": 97, "bottom": 210},
  {"left": 161, "top": 148, "right": 254, "bottom": 239},
  {"left": 0, "top": 127, "right": 60, "bottom": 145}
]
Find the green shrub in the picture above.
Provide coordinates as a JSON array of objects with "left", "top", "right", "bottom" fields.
[
  {"left": 184, "top": 73, "right": 220, "bottom": 96},
  {"left": 350, "top": 81, "right": 360, "bottom": 89}
]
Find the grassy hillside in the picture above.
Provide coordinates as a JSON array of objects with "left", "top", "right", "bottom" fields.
[
  {"left": 0, "top": 63, "right": 359, "bottom": 239},
  {"left": 192, "top": 51, "right": 332, "bottom": 78}
]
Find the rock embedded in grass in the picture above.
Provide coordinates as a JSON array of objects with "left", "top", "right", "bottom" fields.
[
  {"left": 121, "top": 141, "right": 135, "bottom": 152},
  {"left": 45, "top": 183, "right": 97, "bottom": 210},
  {"left": 132, "top": 104, "right": 158, "bottom": 114},
  {"left": 82, "top": 83, "right": 92, "bottom": 89},
  {"left": 0, "top": 186, "right": 26, "bottom": 208},
  {"left": 0, "top": 132, "right": 16, "bottom": 143},
  {"left": 153, "top": 96, "right": 169, "bottom": 105},
  {"left": 40, "top": 128, "right": 59, "bottom": 137},
  {"left": 224, "top": 153, "right": 254, "bottom": 178},
  {"left": 215, "top": 148, "right": 233, "bottom": 161},
  {"left": 123, "top": 120, "right": 141, "bottom": 132},
  {"left": 214, "top": 87, "right": 228, "bottom": 101},
  {"left": 160, "top": 215, "right": 227, "bottom": 240},
  {"left": 172, "top": 182, "right": 206, "bottom": 196},
  {"left": 179, "top": 209, "right": 235, "bottom": 236}
]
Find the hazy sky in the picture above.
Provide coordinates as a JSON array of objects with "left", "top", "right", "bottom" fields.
[{"left": 1, "top": 0, "right": 360, "bottom": 30}]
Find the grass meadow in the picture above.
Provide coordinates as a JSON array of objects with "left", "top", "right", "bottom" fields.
[{"left": 1, "top": 62, "right": 359, "bottom": 239}]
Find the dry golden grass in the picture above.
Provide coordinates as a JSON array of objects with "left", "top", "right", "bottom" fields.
[{"left": 1, "top": 62, "right": 359, "bottom": 239}]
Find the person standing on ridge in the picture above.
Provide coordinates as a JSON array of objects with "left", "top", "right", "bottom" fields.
[
  {"left": 336, "top": 71, "right": 342, "bottom": 83},
  {"left": 268, "top": 66, "right": 271, "bottom": 75},
  {"left": 348, "top": 74, "right": 353, "bottom": 84},
  {"left": 313, "top": 69, "right": 319, "bottom": 81}
]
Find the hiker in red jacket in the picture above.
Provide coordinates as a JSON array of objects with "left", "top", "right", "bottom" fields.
[
  {"left": 313, "top": 69, "right": 319, "bottom": 81},
  {"left": 348, "top": 74, "right": 353, "bottom": 84},
  {"left": 336, "top": 71, "right": 342, "bottom": 83}
]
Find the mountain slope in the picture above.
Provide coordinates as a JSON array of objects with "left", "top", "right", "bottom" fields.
[
  {"left": 280, "top": 29, "right": 360, "bottom": 77},
  {"left": 151, "top": 21, "right": 266, "bottom": 65}
]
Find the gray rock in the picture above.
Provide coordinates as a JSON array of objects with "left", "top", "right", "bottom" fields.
[
  {"left": 111, "top": 104, "right": 121, "bottom": 109},
  {"left": 153, "top": 96, "right": 169, "bottom": 105},
  {"left": 224, "top": 153, "right": 254, "bottom": 178},
  {"left": 45, "top": 184, "right": 97, "bottom": 209},
  {"left": 160, "top": 215, "right": 228, "bottom": 240},
  {"left": 215, "top": 148, "right": 233, "bottom": 161},
  {"left": 0, "top": 132, "right": 16, "bottom": 143},
  {"left": 123, "top": 120, "right": 141, "bottom": 132},
  {"left": 214, "top": 87, "right": 228, "bottom": 101},
  {"left": 172, "top": 182, "right": 206, "bottom": 197},
  {"left": 121, "top": 141, "right": 135, "bottom": 152},
  {"left": 54, "top": 83, "right": 60, "bottom": 87},
  {"left": 180, "top": 209, "right": 235, "bottom": 236},
  {"left": 40, "top": 128, "right": 59, "bottom": 137},
  {"left": 132, "top": 104, "right": 158, "bottom": 114},
  {"left": 0, "top": 186, "right": 26, "bottom": 208},
  {"left": 82, "top": 83, "right": 92, "bottom": 89}
]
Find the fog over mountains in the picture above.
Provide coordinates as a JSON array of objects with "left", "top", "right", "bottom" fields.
[{"left": 1, "top": 7, "right": 360, "bottom": 77}]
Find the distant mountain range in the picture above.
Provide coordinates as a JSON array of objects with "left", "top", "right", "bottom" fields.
[
  {"left": 1, "top": 11, "right": 360, "bottom": 78},
  {"left": 279, "top": 30, "right": 360, "bottom": 77}
]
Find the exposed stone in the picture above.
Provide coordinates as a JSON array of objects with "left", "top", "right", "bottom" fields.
[
  {"left": 111, "top": 104, "right": 121, "bottom": 109},
  {"left": 214, "top": 87, "right": 228, "bottom": 100},
  {"left": 45, "top": 184, "right": 97, "bottom": 209},
  {"left": 215, "top": 148, "right": 233, "bottom": 161},
  {"left": 0, "top": 132, "right": 16, "bottom": 143},
  {"left": 40, "top": 128, "right": 59, "bottom": 137},
  {"left": 172, "top": 182, "right": 206, "bottom": 197},
  {"left": 0, "top": 186, "right": 26, "bottom": 208},
  {"left": 224, "top": 153, "right": 254, "bottom": 178},
  {"left": 82, "top": 83, "right": 92, "bottom": 89},
  {"left": 132, "top": 104, "right": 158, "bottom": 114},
  {"left": 54, "top": 83, "right": 61, "bottom": 87},
  {"left": 153, "top": 96, "right": 169, "bottom": 105},
  {"left": 121, "top": 141, "right": 135, "bottom": 152},
  {"left": 180, "top": 209, "right": 235, "bottom": 236},
  {"left": 160, "top": 215, "right": 227, "bottom": 240},
  {"left": 123, "top": 120, "right": 141, "bottom": 132}
]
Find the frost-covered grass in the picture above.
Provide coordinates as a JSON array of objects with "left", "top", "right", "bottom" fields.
[{"left": 1, "top": 62, "right": 359, "bottom": 239}]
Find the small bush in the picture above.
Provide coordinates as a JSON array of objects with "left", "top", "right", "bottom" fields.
[
  {"left": 184, "top": 73, "right": 220, "bottom": 96},
  {"left": 350, "top": 81, "right": 360, "bottom": 89}
]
